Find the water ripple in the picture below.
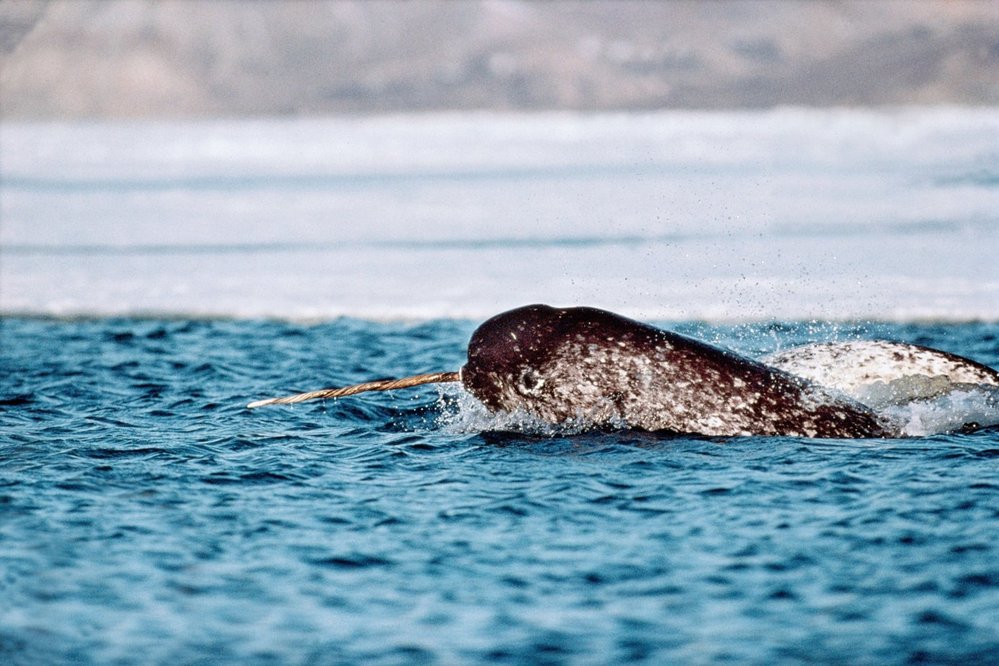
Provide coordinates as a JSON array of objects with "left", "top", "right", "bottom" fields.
[{"left": 0, "top": 317, "right": 997, "bottom": 664}]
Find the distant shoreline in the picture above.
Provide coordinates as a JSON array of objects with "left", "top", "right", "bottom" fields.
[
  {"left": 2, "top": 0, "right": 997, "bottom": 120},
  {"left": 2, "top": 104, "right": 997, "bottom": 127}
]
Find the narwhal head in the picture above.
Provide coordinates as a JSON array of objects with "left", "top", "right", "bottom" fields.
[{"left": 460, "top": 304, "right": 568, "bottom": 413}]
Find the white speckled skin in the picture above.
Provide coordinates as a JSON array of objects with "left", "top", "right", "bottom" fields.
[
  {"left": 461, "top": 305, "right": 892, "bottom": 438},
  {"left": 765, "top": 341, "right": 999, "bottom": 409}
]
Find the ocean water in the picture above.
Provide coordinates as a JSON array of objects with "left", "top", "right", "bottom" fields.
[
  {"left": 1, "top": 316, "right": 998, "bottom": 664},
  {"left": 2, "top": 109, "right": 999, "bottom": 664}
]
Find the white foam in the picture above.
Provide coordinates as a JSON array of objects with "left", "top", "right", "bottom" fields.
[
  {"left": 880, "top": 387, "right": 999, "bottom": 437},
  {"left": 434, "top": 385, "right": 614, "bottom": 437}
]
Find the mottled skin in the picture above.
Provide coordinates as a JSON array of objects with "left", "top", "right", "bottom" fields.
[
  {"left": 461, "top": 304, "right": 893, "bottom": 438},
  {"left": 765, "top": 341, "right": 999, "bottom": 408}
]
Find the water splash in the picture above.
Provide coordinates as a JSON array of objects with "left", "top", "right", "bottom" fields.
[
  {"left": 434, "top": 384, "right": 622, "bottom": 437},
  {"left": 880, "top": 386, "right": 999, "bottom": 437}
]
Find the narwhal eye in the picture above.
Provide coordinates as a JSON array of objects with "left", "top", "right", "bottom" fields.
[{"left": 519, "top": 368, "right": 544, "bottom": 394}]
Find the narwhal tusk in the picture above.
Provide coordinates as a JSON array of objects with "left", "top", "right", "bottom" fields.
[{"left": 247, "top": 371, "right": 461, "bottom": 409}]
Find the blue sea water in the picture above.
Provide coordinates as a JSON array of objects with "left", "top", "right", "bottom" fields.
[{"left": 2, "top": 316, "right": 998, "bottom": 664}]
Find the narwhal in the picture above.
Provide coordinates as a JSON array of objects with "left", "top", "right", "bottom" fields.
[{"left": 248, "top": 304, "right": 999, "bottom": 438}]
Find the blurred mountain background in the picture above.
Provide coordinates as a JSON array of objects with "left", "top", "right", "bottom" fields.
[{"left": 1, "top": 0, "right": 998, "bottom": 119}]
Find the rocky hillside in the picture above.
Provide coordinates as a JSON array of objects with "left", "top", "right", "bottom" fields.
[{"left": 2, "top": 0, "right": 997, "bottom": 118}]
